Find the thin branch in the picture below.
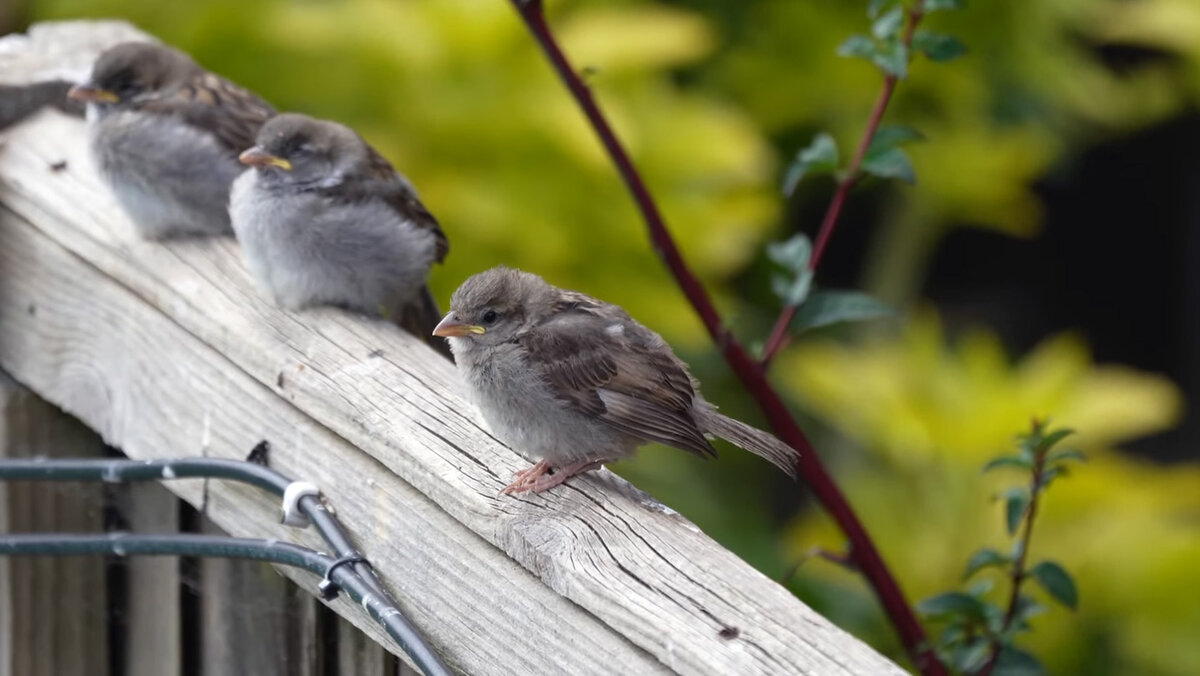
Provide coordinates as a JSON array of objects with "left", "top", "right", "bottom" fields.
[
  {"left": 760, "top": 7, "right": 924, "bottom": 366},
  {"left": 508, "top": 2, "right": 944, "bottom": 673},
  {"left": 979, "top": 430, "right": 1047, "bottom": 676}
]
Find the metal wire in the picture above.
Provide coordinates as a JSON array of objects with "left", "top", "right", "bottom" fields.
[
  {"left": 0, "top": 457, "right": 451, "bottom": 676},
  {"left": 0, "top": 533, "right": 449, "bottom": 675},
  {"left": 0, "top": 458, "right": 387, "bottom": 595}
]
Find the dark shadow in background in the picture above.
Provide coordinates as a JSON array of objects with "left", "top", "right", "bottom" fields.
[{"left": 926, "top": 113, "right": 1200, "bottom": 463}]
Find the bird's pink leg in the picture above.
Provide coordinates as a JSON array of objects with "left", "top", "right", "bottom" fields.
[
  {"left": 499, "top": 459, "right": 551, "bottom": 495},
  {"left": 508, "top": 458, "right": 608, "bottom": 495}
]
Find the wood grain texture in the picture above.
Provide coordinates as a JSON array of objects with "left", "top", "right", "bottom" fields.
[
  {"left": 0, "top": 20, "right": 907, "bottom": 675},
  {"left": 0, "top": 372, "right": 110, "bottom": 676},
  {"left": 199, "top": 517, "right": 322, "bottom": 676},
  {"left": 337, "top": 613, "right": 396, "bottom": 676},
  {"left": 0, "top": 204, "right": 663, "bottom": 675},
  {"left": 120, "top": 483, "right": 183, "bottom": 676}
]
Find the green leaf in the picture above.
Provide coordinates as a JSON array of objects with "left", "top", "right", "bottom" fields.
[
  {"left": 868, "top": 124, "right": 924, "bottom": 152},
  {"left": 1048, "top": 448, "right": 1086, "bottom": 465},
  {"left": 838, "top": 35, "right": 908, "bottom": 78},
  {"left": 982, "top": 599, "right": 1006, "bottom": 634},
  {"left": 782, "top": 133, "right": 839, "bottom": 195},
  {"left": 1012, "top": 594, "right": 1046, "bottom": 627},
  {"left": 911, "top": 30, "right": 967, "bottom": 62},
  {"left": 982, "top": 455, "right": 1031, "bottom": 473},
  {"left": 924, "top": 0, "right": 967, "bottom": 11},
  {"left": 868, "top": 0, "right": 901, "bottom": 19},
  {"left": 1017, "top": 436, "right": 1036, "bottom": 463},
  {"left": 862, "top": 126, "right": 924, "bottom": 185},
  {"left": 917, "top": 592, "right": 986, "bottom": 620},
  {"left": 992, "top": 646, "right": 1045, "bottom": 676},
  {"left": 1037, "top": 466, "right": 1065, "bottom": 491},
  {"left": 1010, "top": 537, "right": 1026, "bottom": 562},
  {"left": 963, "top": 547, "right": 1010, "bottom": 579},
  {"left": 1005, "top": 489, "right": 1029, "bottom": 535},
  {"left": 871, "top": 7, "right": 905, "bottom": 40},
  {"left": 874, "top": 38, "right": 909, "bottom": 78},
  {"left": 766, "top": 233, "right": 813, "bottom": 272},
  {"left": 861, "top": 146, "right": 915, "bottom": 183},
  {"left": 768, "top": 233, "right": 816, "bottom": 306},
  {"left": 967, "top": 577, "right": 995, "bottom": 598},
  {"left": 939, "top": 623, "right": 966, "bottom": 648},
  {"left": 953, "top": 638, "right": 992, "bottom": 674},
  {"left": 837, "top": 34, "right": 877, "bottom": 60},
  {"left": 772, "top": 271, "right": 814, "bottom": 307},
  {"left": 1036, "top": 428, "right": 1075, "bottom": 453},
  {"left": 1031, "top": 560, "right": 1078, "bottom": 609},
  {"left": 790, "top": 290, "right": 894, "bottom": 333}
]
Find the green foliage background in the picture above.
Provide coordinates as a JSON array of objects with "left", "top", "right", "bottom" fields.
[{"left": 21, "top": 0, "right": 1200, "bottom": 673}]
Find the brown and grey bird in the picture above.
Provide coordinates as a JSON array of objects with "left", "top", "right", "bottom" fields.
[
  {"left": 230, "top": 113, "right": 449, "bottom": 347},
  {"left": 433, "top": 266, "right": 799, "bottom": 494},
  {"left": 0, "top": 81, "right": 82, "bottom": 132},
  {"left": 68, "top": 41, "right": 274, "bottom": 239}
]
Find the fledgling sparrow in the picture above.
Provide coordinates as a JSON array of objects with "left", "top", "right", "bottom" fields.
[
  {"left": 434, "top": 267, "right": 799, "bottom": 494},
  {"left": 68, "top": 42, "right": 274, "bottom": 239},
  {"left": 230, "top": 113, "right": 450, "bottom": 348},
  {"left": 0, "top": 81, "right": 82, "bottom": 132}
]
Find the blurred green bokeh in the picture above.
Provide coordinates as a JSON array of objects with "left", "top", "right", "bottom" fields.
[{"left": 18, "top": 0, "right": 1199, "bottom": 673}]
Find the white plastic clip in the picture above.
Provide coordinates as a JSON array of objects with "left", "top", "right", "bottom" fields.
[{"left": 281, "top": 481, "right": 321, "bottom": 528}]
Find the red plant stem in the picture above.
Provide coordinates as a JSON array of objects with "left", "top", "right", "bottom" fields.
[
  {"left": 760, "top": 8, "right": 924, "bottom": 367},
  {"left": 509, "top": 2, "right": 944, "bottom": 674},
  {"left": 980, "top": 433, "right": 1046, "bottom": 676}
]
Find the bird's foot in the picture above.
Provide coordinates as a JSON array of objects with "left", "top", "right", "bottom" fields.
[
  {"left": 499, "top": 459, "right": 551, "bottom": 495},
  {"left": 500, "top": 459, "right": 607, "bottom": 495}
]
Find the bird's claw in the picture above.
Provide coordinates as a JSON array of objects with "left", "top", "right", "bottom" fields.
[{"left": 499, "top": 460, "right": 551, "bottom": 495}]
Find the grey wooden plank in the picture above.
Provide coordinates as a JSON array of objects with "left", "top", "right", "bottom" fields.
[
  {"left": 0, "top": 19, "right": 907, "bottom": 676},
  {"left": 0, "top": 371, "right": 109, "bottom": 676},
  {"left": 199, "top": 518, "right": 321, "bottom": 676},
  {"left": 0, "top": 202, "right": 665, "bottom": 675},
  {"left": 120, "top": 482, "right": 182, "bottom": 676},
  {"left": 337, "top": 613, "right": 394, "bottom": 676}
]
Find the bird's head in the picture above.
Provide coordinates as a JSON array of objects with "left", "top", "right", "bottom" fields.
[
  {"left": 69, "top": 42, "right": 199, "bottom": 110},
  {"left": 238, "top": 113, "right": 364, "bottom": 187},
  {"left": 434, "top": 267, "right": 553, "bottom": 349}
]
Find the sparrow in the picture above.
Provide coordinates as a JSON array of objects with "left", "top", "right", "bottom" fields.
[
  {"left": 68, "top": 41, "right": 275, "bottom": 239},
  {"left": 433, "top": 267, "right": 799, "bottom": 494},
  {"left": 0, "top": 81, "right": 82, "bottom": 132},
  {"left": 230, "top": 113, "right": 450, "bottom": 349}
]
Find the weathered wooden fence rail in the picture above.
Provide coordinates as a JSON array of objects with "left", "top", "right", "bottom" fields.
[
  {"left": 1, "top": 373, "right": 392, "bottom": 675},
  {"left": 0, "top": 20, "right": 906, "bottom": 675}
]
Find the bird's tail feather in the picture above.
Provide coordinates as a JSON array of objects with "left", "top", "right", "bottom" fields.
[
  {"left": 697, "top": 405, "right": 799, "bottom": 479},
  {"left": 395, "top": 286, "right": 453, "bottom": 361}
]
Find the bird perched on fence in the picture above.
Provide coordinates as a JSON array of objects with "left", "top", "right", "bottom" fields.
[
  {"left": 68, "top": 41, "right": 274, "bottom": 239},
  {"left": 0, "top": 81, "right": 81, "bottom": 132},
  {"left": 433, "top": 266, "right": 800, "bottom": 494},
  {"left": 231, "top": 113, "right": 449, "bottom": 348}
]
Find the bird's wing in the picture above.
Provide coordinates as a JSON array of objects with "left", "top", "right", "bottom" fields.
[
  {"left": 519, "top": 297, "right": 716, "bottom": 458},
  {"left": 139, "top": 72, "right": 275, "bottom": 157},
  {"left": 319, "top": 146, "right": 449, "bottom": 263}
]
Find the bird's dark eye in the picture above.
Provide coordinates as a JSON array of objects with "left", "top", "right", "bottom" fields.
[
  {"left": 107, "top": 69, "right": 138, "bottom": 97},
  {"left": 481, "top": 310, "right": 498, "bottom": 324}
]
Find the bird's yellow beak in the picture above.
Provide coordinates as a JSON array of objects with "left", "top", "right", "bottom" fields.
[
  {"left": 432, "top": 312, "right": 485, "bottom": 337},
  {"left": 238, "top": 147, "right": 292, "bottom": 171},
  {"left": 67, "top": 84, "right": 118, "bottom": 103}
]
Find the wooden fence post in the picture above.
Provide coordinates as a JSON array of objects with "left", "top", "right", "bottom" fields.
[
  {"left": 116, "top": 483, "right": 182, "bottom": 676},
  {"left": 0, "top": 371, "right": 109, "bottom": 676},
  {"left": 198, "top": 517, "right": 323, "bottom": 676}
]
